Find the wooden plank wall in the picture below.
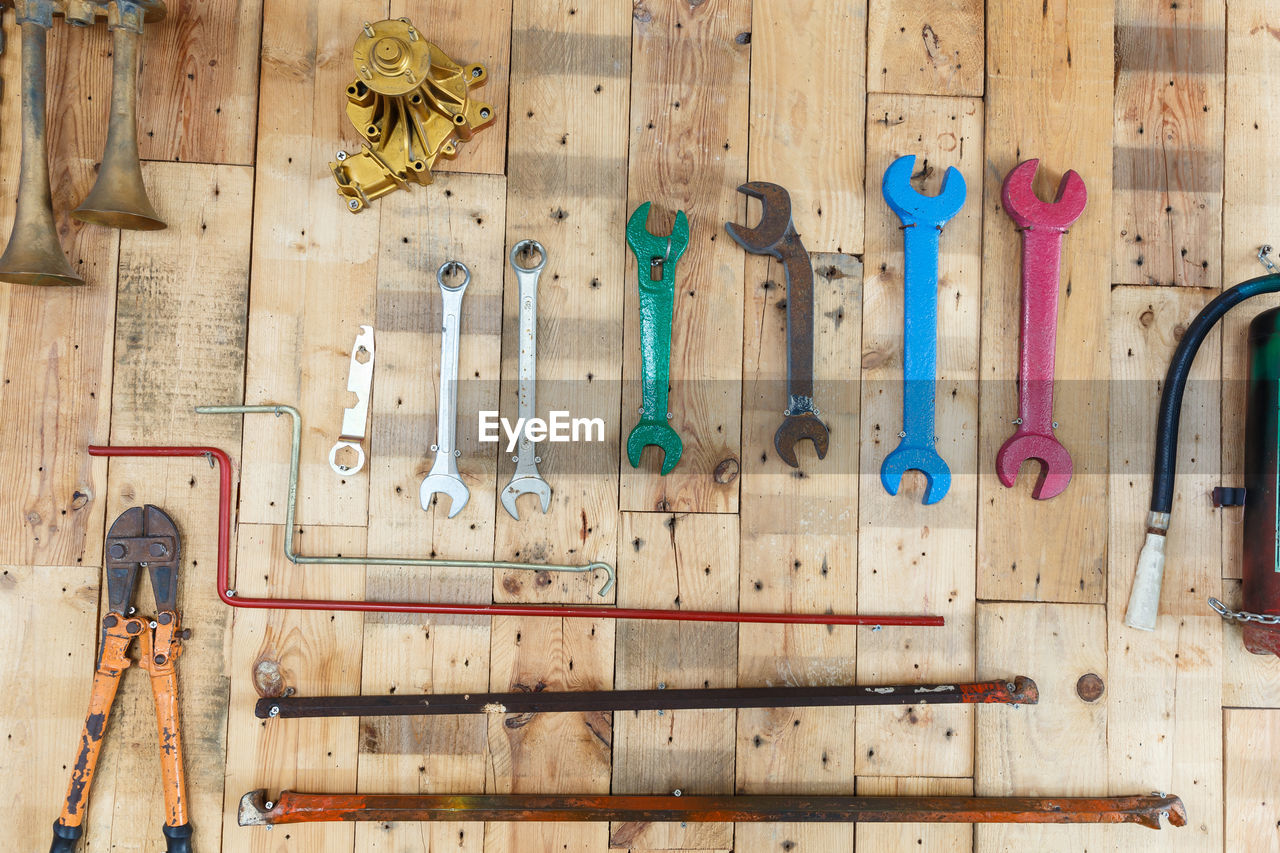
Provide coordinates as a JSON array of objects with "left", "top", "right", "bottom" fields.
[{"left": 3, "top": 1, "right": 1280, "bottom": 852}]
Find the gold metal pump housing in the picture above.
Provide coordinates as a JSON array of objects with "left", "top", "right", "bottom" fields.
[{"left": 330, "top": 18, "right": 496, "bottom": 212}]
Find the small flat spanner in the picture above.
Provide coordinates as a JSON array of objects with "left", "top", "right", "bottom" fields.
[
  {"left": 419, "top": 261, "right": 470, "bottom": 518},
  {"left": 501, "top": 240, "right": 552, "bottom": 520}
]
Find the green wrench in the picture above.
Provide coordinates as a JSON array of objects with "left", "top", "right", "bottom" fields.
[{"left": 626, "top": 202, "right": 690, "bottom": 475}]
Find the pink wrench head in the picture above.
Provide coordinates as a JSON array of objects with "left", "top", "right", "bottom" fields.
[
  {"left": 995, "top": 430, "right": 1073, "bottom": 500},
  {"left": 996, "top": 160, "right": 1087, "bottom": 501},
  {"left": 1000, "top": 159, "right": 1087, "bottom": 231}
]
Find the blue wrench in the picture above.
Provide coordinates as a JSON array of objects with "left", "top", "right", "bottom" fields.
[{"left": 879, "top": 155, "right": 966, "bottom": 505}]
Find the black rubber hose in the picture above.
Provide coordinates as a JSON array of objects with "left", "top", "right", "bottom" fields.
[{"left": 1150, "top": 272, "right": 1280, "bottom": 514}]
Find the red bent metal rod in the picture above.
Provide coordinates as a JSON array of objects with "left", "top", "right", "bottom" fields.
[{"left": 87, "top": 444, "right": 944, "bottom": 626}]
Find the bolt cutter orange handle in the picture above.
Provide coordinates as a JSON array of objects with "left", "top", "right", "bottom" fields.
[
  {"left": 140, "top": 611, "right": 190, "bottom": 831},
  {"left": 55, "top": 616, "right": 139, "bottom": 833}
]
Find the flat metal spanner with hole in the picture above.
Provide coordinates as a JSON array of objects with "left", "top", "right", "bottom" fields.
[
  {"left": 329, "top": 325, "right": 375, "bottom": 475},
  {"left": 420, "top": 261, "right": 470, "bottom": 517},
  {"left": 502, "top": 239, "right": 552, "bottom": 520}
]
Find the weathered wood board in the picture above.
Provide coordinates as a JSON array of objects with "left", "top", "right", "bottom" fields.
[
  {"left": 619, "top": 0, "right": 748, "bottom": 514},
  {"left": 857, "top": 92, "right": 983, "bottom": 780},
  {"left": 1112, "top": 0, "right": 1224, "bottom": 288},
  {"left": 978, "top": 0, "right": 1113, "bottom": 603},
  {"left": 867, "top": 0, "right": 983, "bottom": 97}
]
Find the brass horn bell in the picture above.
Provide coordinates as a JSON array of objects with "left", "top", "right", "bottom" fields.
[
  {"left": 0, "top": 0, "right": 82, "bottom": 285},
  {"left": 71, "top": 0, "right": 167, "bottom": 231},
  {"left": 0, "top": 0, "right": 166, "bottom": 288}
]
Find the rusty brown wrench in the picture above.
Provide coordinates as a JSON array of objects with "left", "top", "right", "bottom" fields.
[
  {"left": 995, "top": 160, "right": 1087, "bottom": 500},
  {"left": 726, "top": 182, "right": 829, "bottom": 467}
]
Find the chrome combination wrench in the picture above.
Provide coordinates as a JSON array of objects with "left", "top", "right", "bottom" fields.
[
  {"left": 419, "top": 261, "right": 470, "bottom": 518},
  {"left": 501, "top": 240, "right": 552, "bottom": 520}
]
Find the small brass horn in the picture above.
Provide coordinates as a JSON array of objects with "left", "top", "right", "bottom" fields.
[
  {"left": 72, "top": 0, "right": 166, "bottom": 230},
  {"left": 0, "top": 0, "right": 83, "bottom": 285}
]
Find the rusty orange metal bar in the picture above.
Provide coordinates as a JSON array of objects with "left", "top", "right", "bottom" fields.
[{"left": 238, "top": 790, "right": 1187, "bottom": 830}]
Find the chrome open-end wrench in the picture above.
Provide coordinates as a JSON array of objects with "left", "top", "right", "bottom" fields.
[
  {"left": 419, "top": 261, "right": 470, "bottom": 518},
  {"left": 994, "top": 159, "right": 1087, "bottom": 500},
  {"left": 501, "top": 240, "right": 552, "bottom": 520},
  {"left": 879, "top": 155, "right": 966, "bottom": 505}
]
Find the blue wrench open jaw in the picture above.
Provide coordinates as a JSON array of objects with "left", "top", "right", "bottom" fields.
[{"left": 879, "top": 155, "right": 967, "bottom": 505}]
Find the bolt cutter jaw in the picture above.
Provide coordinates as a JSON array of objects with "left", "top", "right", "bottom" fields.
[{"left": 105, "top": 504, "right": 180, "bottom": 615}]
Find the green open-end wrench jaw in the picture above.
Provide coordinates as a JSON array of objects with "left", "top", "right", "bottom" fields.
[
  {"left": 627, "top": 422, "right": 683, "bottom": 474},
  {"left": 626, "top": 203, "right": 690, "bottom": 475},
  {"left": 626, "top": 202, "right": 690, "bottom": 266}
]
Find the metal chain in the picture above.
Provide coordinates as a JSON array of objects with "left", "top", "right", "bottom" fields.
[{"left": 1208, "top": 597, "right": 1280, "bottom": 625}]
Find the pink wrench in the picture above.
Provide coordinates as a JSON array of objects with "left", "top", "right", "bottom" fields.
[{"left": 995, "top": 160, "right": 1087, "bottom": 500}]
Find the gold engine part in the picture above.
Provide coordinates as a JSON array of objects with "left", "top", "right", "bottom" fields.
[{"left": 330, "top": 18, "right": 496, "bottom": 213}]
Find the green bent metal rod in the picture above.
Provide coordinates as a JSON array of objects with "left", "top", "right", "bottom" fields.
[{"left": 196, "top": 404, "right": 615, "bottom": 594}]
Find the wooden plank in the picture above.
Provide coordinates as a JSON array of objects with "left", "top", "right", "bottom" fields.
[
  {"left": 1110, "top": 287, "right": 1222, "bottom": 619},
  {"left": 734, "top": 252, "right": 860, "bottom": 853},
  {"left": 610, "top": 512, "right": 737, "bottom": 851},
  {"left": 373, "top": 172, "right": 504, "bottom": 537},
  {"left": 620, "top": 0, "right": 749, "bottom": 514},
  {"left": 856, "top": 93, "right": 982, "bottom": 780},
  {"left": 220, "top": 524, "right": 365, "bottom": 853},
  {"left": 1225, "top": 708, "right": 1280, "bottom": 853},
  {"left": 1107, "top": 285, "right": 1223, "bottom": 853},
  {"left": 747, "top": 0, "right": 865, "bottom": 253},
  {"left": 866, "top": 0, "right": 983, "bottom": 97},
  {"left": 493, "top": 0, "right": 631, "bottom": 605},
  {"left": 0, "top": 564, "right": 100, "bottom": 846},
  {"left": 136, "top": 0, "right": 264, "bottom": 165},
  {"left": 482, "top": 11, "right": 628, "bottom": 846},
  {"left": 857, "top": 776, "right": 972, "bottom": 851},
  {"left": 484, "top": 611, "right": 615, "bottom": 853},
  {"left": 87, "top": 161, "right": 250, "bottom": 852},
  {"left": 1221, "top": 580, "right": 1280, "bottom": 708},
  {"left": 238, "top": 0, "right": 384, "bottom": 528},
  {"left": 394, "top": 0, "right": 511, "bottom": 176},
  {"left": 0, "top": 16, "right": 117, "bottom": 566},
  {"left": 1221, "top": 0, "right": 1280, "bottom": 579},
  {"left": 1112, "top": 0, "right": 1225, "bottom": 287},
  {"left": 977, "top": 0, "right": 1113, "bottom": 603},
  {"left": 974, "top": 602, "right": 1107, "bottom": 852},
  {"left": 352, "top": 171, "right": 501, "bottom": 853}
]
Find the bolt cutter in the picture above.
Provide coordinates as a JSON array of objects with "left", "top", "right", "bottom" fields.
[{"left": 51, "top": 504, "right": 192, "bottom": 853}]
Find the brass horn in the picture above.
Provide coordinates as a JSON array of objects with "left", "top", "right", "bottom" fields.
[
  {"left": 71, "top": 0, "right": 166, "bottom": 230},
  {"left": 0, "top": 0, "right": 83, "bottom": 285}
]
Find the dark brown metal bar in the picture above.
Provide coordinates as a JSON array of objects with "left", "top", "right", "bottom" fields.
[
  {"left": 238, "top": 790, "right": 1186, "bottom": 830},
  {"left": 255, "top": 676, "right": 1038, "bottom": 719}
]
